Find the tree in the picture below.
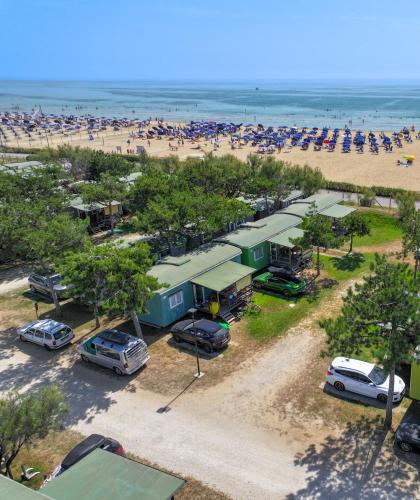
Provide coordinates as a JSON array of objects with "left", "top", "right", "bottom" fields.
[
  {"left": 342, "top": 212, "right": 370, "bottom": 253},
  {"left": 294, "top": 204, "right": 337, "bottom": 276},
  {"left": 397, "top": 193, "right": 420, "bottom": 282},
  {"left": 321, "top": 255, "right": 419, "bottom": 428},
  {"left": 0, "top": 385, "right": 67, "bottom": 479},
  {"left": 135, "top": 190, "right": 252, "bottom": 249},
  {"left": 59, "top": 243, "right": 116, "bottom": 328},
  {"left": 101, "top": 242, "right": 163, "bottom": 339},
  {"left": 80, "top": 173, "right": 127, "bottom": 234}
]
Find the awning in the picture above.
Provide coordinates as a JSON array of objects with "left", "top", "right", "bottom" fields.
[
  {"left": 320, "top": 204, "right": 355, "bottom": 219},
  {"left": 191, "top": 260, "right": 254, "bottom": 292},
  {"left": 268, "top": 227, "right": 304, "bottom": 248},
  {"left": 42, "top": 448, "right": 185, "bottom": 500}
]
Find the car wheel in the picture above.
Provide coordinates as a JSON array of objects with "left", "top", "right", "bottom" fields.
[
  {"left": 334, "top": 381, "right": 345, "bottom": 391},
  {"left": 81, "top": 354, "right": 89, "bottom": 363},
  {"left": 44, "top": 344, "right": 51, "bottom": 351},
  {"left": 398, "top": 440, "right": 412, "bottom": 453},
  {"left": 377, "top": 393, "right": 387, "bottom": 403},
  {"left": 203, "top": 343, "right": 213, "bottom": 354},
  {"left": 113, "top": 366, "right": 123, "bottom": 376},
  {"left": 19, "top": 335, "right": 27, "bottom": 342},
  {"left": 29, "top": 285, "right": 36, "bottom": 293},
  {"left": 173, "top": 334, "right": 182, "bottom": 343}
]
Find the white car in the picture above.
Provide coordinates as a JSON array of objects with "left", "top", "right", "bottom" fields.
[
  {"left": 17, "top": 319, "right": 74, "bottom": 350},
  {"left": 326, "top": 357, "right": 405, "bottom": 403}
]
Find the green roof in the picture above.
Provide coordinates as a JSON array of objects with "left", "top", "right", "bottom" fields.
[
  {"left": 268, "top": 227, "right": 305, "bottom": 248},
  {"left": 42, "top": 449, "right": 185, "bottom": 500},
  {"left": 0, "top": 475, "right": 52, "bottom": 499},
  {"left": 294, "top": 193, "right": 342, "bottom": 211},
  {"left": 69, "top": 196, "right": 121, "bottom": 212},
  {"left": 320, "top": 204, "right": 356, "bottom": 219},
  {"left": 277, "top": 203, "right": 311, "bottom": 218},
  {"left": 191, "top": 260, "right": 254, "bottom": 291},
  {"left": 216, "top": 213, "right": 302, "bottom": 249},
  {"left": 149, "top": 243, "right": 241, "bottom": 293}
]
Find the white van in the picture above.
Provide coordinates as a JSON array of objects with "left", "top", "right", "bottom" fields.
[{"left": 79, "top": 329, "right": 150, "bottom": 375}]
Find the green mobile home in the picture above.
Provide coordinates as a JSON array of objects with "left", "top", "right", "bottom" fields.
[
  {"left": 215, "top": 213, "right": 303, "bottom": 271},
  {"left": 139, "top": 242, "right": 255, "bottom": 327}
]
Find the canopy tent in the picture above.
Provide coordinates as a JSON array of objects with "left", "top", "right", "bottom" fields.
[
  {"left": 268, "top": 227, "right": 305, "bottom": 248},
  {"left": 191, "top": 260, "right": 254, "bottom": 292},
  {"left": 320, "top": 204, "right": 355, "bottom": 219},
  {"left": 42, "top": 449, "right": 185, "bottom": 500}
]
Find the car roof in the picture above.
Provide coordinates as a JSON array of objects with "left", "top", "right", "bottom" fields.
[
  {"left": 332, "top": 357, "right": 375, "bottom": 375},
  {"left": 90, "top": 329, "right": 143, "bottom": 352},
  {"left": 195, "top": 319, "right": 224, "bottom": 333},
  {"left": 61, "top": 434, "right": 106, "bottom": 470},
  {"left": 23, "top": 319, "right": 69, "bottom": 334},
  {"left": 173, "top": 320, "right": 193, "bottom": 330}
]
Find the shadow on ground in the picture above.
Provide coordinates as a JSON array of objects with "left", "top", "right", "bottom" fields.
[
  {"left": 287, "top": 415, "right": 420, "bottom": 499},
  {"left": 0, "top": 340, "right": 138, "bottom": 426},
  {"left": 332, "top": 252, "right": 365, "bottom": 272}
]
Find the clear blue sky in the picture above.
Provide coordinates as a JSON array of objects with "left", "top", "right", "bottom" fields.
[{"left": 2, "top": 0, "right": 420, "bottom": 80}]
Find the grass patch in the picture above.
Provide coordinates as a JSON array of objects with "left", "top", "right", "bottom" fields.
[
  {"left": 353, "top": 210, "right": 402, "bottom": 247},
  {"left": 246, "top": 287, "right": 334, "bottom": 341},
  {"left": 319, "top": 253, "right": 376, "bottom": 281}
]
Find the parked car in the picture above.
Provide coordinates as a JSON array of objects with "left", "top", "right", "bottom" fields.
[
  {"left": 253, "top": 272, "right": 306, "bottom": 296},
  {"left": 43, "top": 434, "right": 124, "bottom": 485},
  {"left": 79, "top": 329, "right": 150, "bottom": 375},
  {"left": 17, "top": 319, "right": 74, "bottom": 350},
  {"left": 395, "top": 413, "right": 420, "bottom": 453},
  {"left": 171, "top": 319, "right": 230, "bottom": 353},
  {"left": 326, "top": 357, "right": 405, "bottom": 403},
  {"left": 28, "top": 273, "right": 69, "bottom": 299}
]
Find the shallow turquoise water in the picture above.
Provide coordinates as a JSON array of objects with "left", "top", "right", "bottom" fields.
[{"left": 1, "top": 79, "right": 420, "bottom": 130}]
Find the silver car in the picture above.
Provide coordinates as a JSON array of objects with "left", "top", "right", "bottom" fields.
[
  {"left": 18, "top": 319, "right": 75, "bottom": 350},
  {"left": 79, "top": 329, "right": 150, "bottom": 375},
  {"left": 28, "top": 273, "right": 69, "bottom": 299}
]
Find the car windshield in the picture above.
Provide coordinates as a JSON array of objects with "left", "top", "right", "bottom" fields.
[
  {"left": 50, "top": 275, "right": 62, "bottom": 285},
  {"left": 369, "top": 366, "right": 387, "bottom": 385}
]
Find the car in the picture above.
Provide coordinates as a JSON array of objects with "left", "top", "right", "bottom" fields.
[
  {"left": 79, "top": 329, "right": 150, "bottom": 375},
  {"left": 395, "top": 413, "right": 420, "bottom": 453},
  {"left": 326, "top": 357, "right": 405, "bottom": 403},
  {"left": 171, "top": 319, "right": 230, "bottom": 353},
  {"left": 17, "top": 319, "right": 74, "bottom": 350},
  {"left": 43, "top": 434, "right": 124, "bottom": 485},
  {"left": 28, "top": 273, "right": 70, "bottom": 299},
  {"left": 253, "top": 271, "right": 306, "bottom": 296}
]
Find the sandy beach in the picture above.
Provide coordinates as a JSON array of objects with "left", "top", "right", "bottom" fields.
[{"left": 3, "top": 121, "right": 420, "bottom": 191}]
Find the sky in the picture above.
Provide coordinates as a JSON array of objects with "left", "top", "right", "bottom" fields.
[{"left": 2, "top": 0, "right": 420, "bottom": 80}]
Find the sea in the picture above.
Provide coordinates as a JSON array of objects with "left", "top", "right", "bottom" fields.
[{"left": 1, "top": 80, "right": 420, "bottom": 131}]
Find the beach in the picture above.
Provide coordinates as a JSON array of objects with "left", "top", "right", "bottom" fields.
[{"left": 3, "top": 120, "right": 420, "bottom": 191}]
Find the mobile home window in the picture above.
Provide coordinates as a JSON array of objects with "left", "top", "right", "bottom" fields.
[
  {"left": 169, "top": 290, "right": 184, "bottom": 309},
  {"left": 254, "top": 247, "right": 264, "bottom": 261}
]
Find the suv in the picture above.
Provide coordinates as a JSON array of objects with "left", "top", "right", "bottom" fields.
[
  {"left": 28, "top": 273, "right": 69, "bottom": 299},
  {"left": 395, "top": 413, "right": 420, "bottom": 453},
  {"left": 171, "top": 319, "right": 230, "bottom": 353},
  {"left": 17, "top": 319, "right": 74, "bottom": 350},
  {"left": 326, "top": 357, "right": 405, "bottom": 403},
  {"left": 43, "top": 434, "right": 124, "bottom": 485}
]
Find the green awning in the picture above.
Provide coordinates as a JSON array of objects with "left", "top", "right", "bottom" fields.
[
  {"left": 268, "top": 227, "right": 304, "bottom": 248},
  {"left": 191, "top": 260, "right": 254, "bottom": 292},
  {"left": 42, "top": 449, "right": 185, "bottom": 500},
  {"left": 320, "top": 204, "right": 355, "bottom": 219}
]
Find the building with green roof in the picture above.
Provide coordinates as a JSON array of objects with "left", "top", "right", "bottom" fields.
[
  {"left": 139, "top": 243, "right": 254, "bottom": 326},
  {"left": 215, "top": 213, "right": 302, "bottom": 270}
]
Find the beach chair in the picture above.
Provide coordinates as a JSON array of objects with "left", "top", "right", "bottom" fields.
[{"left": 21, "top": 465, "right": 39, "bottom": 481}]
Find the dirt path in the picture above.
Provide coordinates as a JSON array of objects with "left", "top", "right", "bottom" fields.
[
  {"left": 0, "top": 265, "right": 30, "bottom": 294},
  {"left": 0, "top": 278, "right": 418, "bottom": 499}
]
